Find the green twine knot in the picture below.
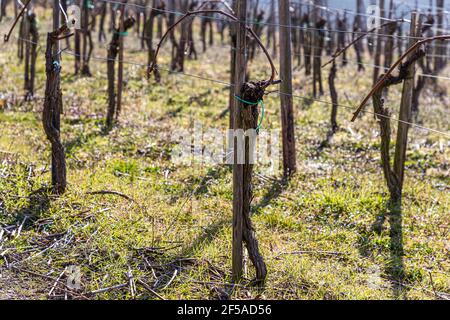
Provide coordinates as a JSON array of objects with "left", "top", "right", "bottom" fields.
[{"left": 234, "top": 95, "right": 265, "bottom": 132}]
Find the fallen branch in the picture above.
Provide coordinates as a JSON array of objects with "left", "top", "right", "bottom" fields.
[
  {"left": 161, "top": 268, "right": 178, "bottom": 290},
  {"left": 86, "top": 190, "right": 136, "bottom": 202},
  {"left": 274, "top": 250, "right": 349, "bottom": 259},
  {"left": 89, "top": 283, "right": 128, "bottom": 295},
  {"left": 48, "top": 267, "right": 67, "bottom": 296},
  {"left": 136, "top": 279, "right": 166, "bottom": 300}
]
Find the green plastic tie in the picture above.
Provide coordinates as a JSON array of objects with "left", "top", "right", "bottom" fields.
[
  {"left": 234, "top": 95, "right": 259, "bottom": 105},
  {"left": 234, "top": 95, "right": 265, "bottom": 131},
  {"left": 257, "top": 100, "right": 264, "bottom": 132}
]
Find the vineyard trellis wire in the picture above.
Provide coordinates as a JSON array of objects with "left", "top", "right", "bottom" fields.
[
  {"left": 93, "top": 0, "right": 447, "bottom": 41},
  {"left": 1, "top": 33, "right": 449, "bottom": 138},
  {"left": 4, "top": 32, "right": 450, "bottom": 81},
  {"left": 55, "top": 50, "right": 449, "bottom": 138}
]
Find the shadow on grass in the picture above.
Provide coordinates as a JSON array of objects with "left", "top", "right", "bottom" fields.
[
  {"left": 178, "top": 171, "right": 291, "bottom": 294},
  {"left": 253, "top": 177, "right": 288, "bottom": 213},
  {"left": 386, "top": 199, "right": 407, "bottom": 299},
  {"left": 168, "top": 165, "right": 231, "bottom": 205},
  {"left": 6, "top": 188, "right": 51, "bottom": 230},
  {"left": 361, "top": 197, "right": 408, "bottom": 299},
  {"left": 182, "top": 218, "right": 229, "bottom": 257},
  {"left": 193, "top": 166, "right": 230, "bottom": 197},
  {"left": 177, "top": 166, "right": 233, "bottom": 255},
  {"left": 316, "top": 127, "right": 338, "bottom": 153},
  {"left": 64, "top": 127, "right": 107, "bottom": 156},
  {"left": 181, "top": 174, "right": 289, "bottom": 266}
]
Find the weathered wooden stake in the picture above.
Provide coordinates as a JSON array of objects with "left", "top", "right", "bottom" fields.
[
  {"left": 231, "top": 0, "right": 246, "bottom": 282},
  {"left": 106, "top": 15, "right": 135, "bottom": 128},
  {"left": 80, "top": 0, "right": 92, "bottom": 76},
  {"left": 229, "top": 0, "right": 237, "bottom": 129},
  {"left": 372, "top": 0, "right": 385, "bottom": 86},
  {"left": 116, "top": 2, "right": 125, "bottom": 119},
  {"left": 145, "top": 0, "right": 163, "bottom": 82},
  {"left": 434, "top": 0, "right": 446, "bottom": 72},
  {"left": 393, "top": 12, "right": 420, "bottom": 191},
  {"left": 278, "top": 0, "right": 296, "bottom": 176},
  {"left": 231, "top": 0, "right": 267, "bottom": 285},
  {"left": 24, "top": 11, "right": 38, "bottom": 101},
  {"left": 303, "top": 11, "right": 312, "bottom": 76}
]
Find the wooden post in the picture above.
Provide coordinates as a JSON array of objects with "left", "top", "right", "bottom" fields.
[
  {"left": 232, "top": 0, "right": 247, "bottom": 282},
  {"left": 106, "top": 16, "right": 135, "bottom": 128},
  {"left": 229, "top": 0, "right": 237, "bottom": 129},
  {"left": 270, "top": 0, "right": 276, "bottom": 58},
  {"left": 167, "top": 0, "right": 178, "bottom": 71},
  {"left": 53, "top": 0, "right": 59, "bottom": 68},
  {"left": 74, "top": 0, "right": 81, "bottom": 74},
  {"left": 23, "top": 8, "right": 30, "bottom": 97},
  {"left": 393, "top": 12, "right": 420, "bottom": 190},
  {"left": 174, "top": 1, "right": 190, "bottom": 71},
  {"left": 81, "top": 0, "right": 91, "bottom": 76},
  {"left": 52, "top": 0, "right": 62, "bottom": 187},
  {"left": 116, "top": 1, "right": 125, "bottom": 119},
  {"left": 278, "top": 0, "right": 297, "bottom": 176},
  {"left": 372, "top": 0, "right": 384, "bottom": 86},
  {"left": 354, "top": 0, "right": 365, "bottom": 71},
  {"left": 434, "top": 0, "right": 445, "bottom": 72},
  {"left": 303, "top": 10, "right": 312, "bottom": 76},
  {"left": 24, "top": 10, "right": 38, "bottom": 101},
  {"left": 145, "top": 0, "right": 162, "bottom": 82},
  {"left": 311, "top": 3, "right": 318, "bottom": 97},
  {"left": 230, "top": 0, "right": 267, "bottom": 285}
]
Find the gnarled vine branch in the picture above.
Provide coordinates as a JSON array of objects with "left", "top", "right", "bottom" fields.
[
  {"left": 148, "top": 9, "right": 279, "bottom": 88},
  {"left": 3, "top": 0, "right": 33, "bottom": 42},
  {"left": 352, "top": 34, "right": 450, "bottom": 122}
]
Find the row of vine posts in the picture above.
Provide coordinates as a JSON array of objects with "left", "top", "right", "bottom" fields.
[{"left": 1, "top": 0, "right": 449, "bottom": 287}]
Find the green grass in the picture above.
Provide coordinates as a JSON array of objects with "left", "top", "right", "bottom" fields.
[{"left": 0, "top": 12, "right": 449, "bottom": 300}]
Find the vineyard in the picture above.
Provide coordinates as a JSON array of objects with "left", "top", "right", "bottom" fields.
[{"left": 0, "top": 0, "right": 449, "bottom": 300}]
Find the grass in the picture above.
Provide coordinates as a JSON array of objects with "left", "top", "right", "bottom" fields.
[{"left": 0, "top": 11, "right": 449, "bottom": 300}]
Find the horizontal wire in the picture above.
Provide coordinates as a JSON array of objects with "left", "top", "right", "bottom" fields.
[
  {"left": 56, "top": 49, "right": 449, "bottom": 138},
  {"left": 3, "top": 29, "right": 450, "bottom": 82},
  {"left": 96, "top": 0, "right": 443, "bottom": 41},
  {"left": 1, "top": 0, "right": 448, "bottom": 44},
  {"left": 273, "top": 91, "right": 450, "bottom": 137},
  {"left": 393, "top": 0, "right": 450, "bottom": 15},
  {"left": 62, "top": 49, "right": 234, "bottom": 87},
  {"left": 294, "top": 0, "right": 450, "bottom": 34},
  {"left": 1, "top": 20, "right": 448, "bottom": 137},
  {"left": 294, "top": 0, "right": 409, "bottom": 22},
  {"left": 289, "top": 51, "right": 450, "bottom": 81}
]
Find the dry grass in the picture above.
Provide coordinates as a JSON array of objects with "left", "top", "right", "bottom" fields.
[{"left": 0, "top": 10, "right": 449, "bottom": 300}]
